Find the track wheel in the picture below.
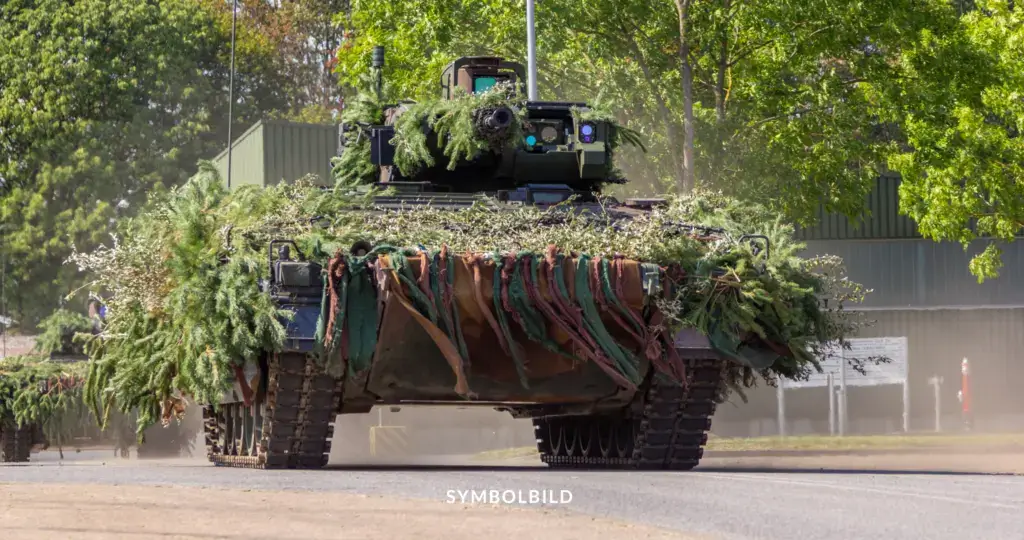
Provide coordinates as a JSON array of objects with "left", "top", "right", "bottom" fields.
[{"left": 547, "top": 417, "right": 566, "bottom": 456}]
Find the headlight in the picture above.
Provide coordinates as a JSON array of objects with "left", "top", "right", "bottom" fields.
[{"left": 578, "top": 123, "right": 596, "bottom": 143}]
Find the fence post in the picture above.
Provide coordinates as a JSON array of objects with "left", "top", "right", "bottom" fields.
[
  {"left": 827, "top": 373, "right": 835, "bottom": 436},
  {"left": 776, "top": 378, "right": 786, "bottom": 437},
  {"left": 928, "top": 375, "right": 943, "bottom": 432},
  {"left": 839, "top": 349, "right": 847, "bottom": 436}
]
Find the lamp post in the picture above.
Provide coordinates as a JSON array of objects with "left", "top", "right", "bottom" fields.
[
  {"left": 0, "top": 223, "right": 7, "bottom": 358},
  {"left": 1, "top": 227, "right": 5, "bottom": 358},
  {"left": 525, "top": 0, "right": 538, "bottom": 100}
]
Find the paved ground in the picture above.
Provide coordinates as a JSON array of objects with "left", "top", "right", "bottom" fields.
[
  {"left": 3, "top": 448, "right": 1023, "bottom": 539},
  {"left": 1, "top": 482, "right": 699, "bottom": 540}
]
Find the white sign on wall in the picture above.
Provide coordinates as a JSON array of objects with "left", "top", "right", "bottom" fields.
[{"left": 782, "top": 337, "right": 908, "bottom": 389}]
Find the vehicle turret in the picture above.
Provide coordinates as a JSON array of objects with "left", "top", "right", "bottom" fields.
[{"left": 363, "top": 49, "right": 619, "bottom": 197}]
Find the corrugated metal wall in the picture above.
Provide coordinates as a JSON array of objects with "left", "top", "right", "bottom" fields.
[
  {"left": 212, "top": 120, "right": 339, "bottom": 188},
  {"left": 212, "top": 121, "right": 264, "bottom": 187},
  {"left": 713, "top": 308, "right": 1024, "bottom": 436},
  {"left": 799, "top": 239, "right": 1024, "bottom": 308},
  {"left": 794, "top": 174, "right": 919, "bottom": 240},
  {"left": 262, "top": 120, "right": 338, "bottom": 187},
  {"left": 856, "top": 309, "right": 1023, "bottom": 426}
]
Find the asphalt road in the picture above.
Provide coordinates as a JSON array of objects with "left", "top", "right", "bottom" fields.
[{"left": 3, "top": 450, "right": 1023, "bottom": 540}]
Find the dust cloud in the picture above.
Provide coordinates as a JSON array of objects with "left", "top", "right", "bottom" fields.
[
  {"left": 25, "top": 403, "right": 538, "bottom": 465},
  {"left": 98, "top": 403, "right": 539, "bottom": 465},
  {"left": 328, "top": 406, "right": 537, "bottom": 465}
]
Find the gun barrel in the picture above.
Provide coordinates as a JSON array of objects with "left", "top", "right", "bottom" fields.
[
  {"left": 475, "top": 106, "right": 514, "bottom": 134},
  {"left": 484, "top": 107, "right": 513, "bottom": 130}
]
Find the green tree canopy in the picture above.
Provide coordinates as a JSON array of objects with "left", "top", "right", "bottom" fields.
[
  {"left": 884, "top": 1, "right": 1024, "bottom": 280},
  {"left": 332, "top": 0, "right": 1024, "bottom": 281},
  {"left": 0, "top": 0, "right": 297, "bottom": 328},
  {"left": 332, "top": 0, "right": 945, "bottom": 218}
]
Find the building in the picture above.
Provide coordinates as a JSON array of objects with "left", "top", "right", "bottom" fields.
[
  {"left": 714, "top": 174, "right": 1024, "bottom": 436},
  {"left": 212, "top": 119, "right": 339, "bottom": 189},
  {"left": 214, "top": 119, "right": 1024, "bottom": 437}
]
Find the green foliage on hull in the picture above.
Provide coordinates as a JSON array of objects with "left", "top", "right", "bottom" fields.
[
  {"left": 388, "top": 83, "right": 527, "bottom": 176},
  {"left": 33, "top": 309, "right": 96, "bottom": 357},
  {"left": 333, "top": 71, "right": 389, "bottom": 187},
  {"left": 70, "top": 164, "right": 871, "bottom": 435}
]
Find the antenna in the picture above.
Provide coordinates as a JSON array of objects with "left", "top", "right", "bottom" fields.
[
  {"left": 226, "top": 0, "right": 238, "bottom": 189},
  {"left": 525, "top": 0, "right": 538, "bottom": 100}
]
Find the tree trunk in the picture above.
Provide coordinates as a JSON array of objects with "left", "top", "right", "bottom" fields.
[
  {"left": 715, "top": 0, "right": 731, "bottom": 123},
  {"left": 624, "top": 33, "right": 686, "bottom": 192},
  {"left": 711, "top": 0, "right": 731, "bottom": 175},
  {"left": 675, "top": 0, "right": 697, "bottom": 193}
]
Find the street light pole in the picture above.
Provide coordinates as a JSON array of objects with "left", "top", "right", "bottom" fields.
[
  {"left": 525, "top": 0, "right": 538, "bottom": 100},
  {"left": 1, "top": 228, "right": 5, "bottom": 358}
]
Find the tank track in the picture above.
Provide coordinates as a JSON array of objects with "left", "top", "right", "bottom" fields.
[
  {"left": 533, "top": 357, "right": 725, "bottom": 470},
  {"left": 203, "top": 352, "right": 342, "bottom": 469},
  {"left": 0, "top": 423, "right": 35, "bottom": 463}
]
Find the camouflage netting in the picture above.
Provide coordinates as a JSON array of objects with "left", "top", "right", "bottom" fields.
[{"left": 68, "top": 164, "right": 874, "bottom": 435}]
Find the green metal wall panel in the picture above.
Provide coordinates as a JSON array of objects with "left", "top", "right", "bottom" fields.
[
  {"left": 212, "top": 121, "right": 265, "bottom": 188},
  {"left": 799, "top": 238, "right": 1024, "bottom": 308},
  {"left": 262, "top": 120, "right": 338, "bottom": 187},
  {"left": 794, "top": 174, "right": 919, "bottom": 240}
]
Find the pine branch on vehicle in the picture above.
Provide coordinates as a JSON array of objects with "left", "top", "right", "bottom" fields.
[{"left": 68, "top": 166, "right": 873, "bottom": 436}]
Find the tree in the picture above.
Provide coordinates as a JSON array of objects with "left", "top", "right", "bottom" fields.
[
  {"left": 201, "top": 0, "right": 350, "bottom": 124},
  {"left": 0, "top": 0, "right": 293, "bottom": 329},
  {"left": 554, "top": 0, "right": 958, "bottom": 221},
  {"left": 333, "top": 0, "right": 962, "bottom": 225},
  {"left": 285, "top": 0, "right": 350, "bottom": 118},
  {"left": 884, "top": 0, "right": 1024, "bottom": 281},
  {"left": 545, "top": 0, "right": 1024, "bottom": 282},
  {"left": 331, "top": 0, "right": 531, "bottom": 101}
]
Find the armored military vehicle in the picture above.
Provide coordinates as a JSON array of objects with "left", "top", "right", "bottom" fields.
[
  {"left": 1, "top": 364, "right": 70, "bottom": 463},
  {"left": 0, "top": 308, "right": 91, "bottom": 463},
  {"left": 1, "top": 301, "right": 196, "bottom": 463},
  {"left": 201, "top": 50, "right": 755, "bottom": 471}
]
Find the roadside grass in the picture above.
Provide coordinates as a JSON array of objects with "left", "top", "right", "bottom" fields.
[
  {"left": 704, "top": 432, "right": 1024, "bottom": 452},
  {"left": 474, "top": 446, "right": 542, "bottom": 461},
  {"left": 471, "top": 432, "right": 1024, "bottom": 461}
]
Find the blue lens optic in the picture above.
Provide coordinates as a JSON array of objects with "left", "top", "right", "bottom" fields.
[
  {"left": 473, "top": 77, "right": 497, "bottom": 93},
  {"left": 525, "top": 135, "right": 537, "bottom": 146}
]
